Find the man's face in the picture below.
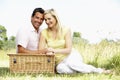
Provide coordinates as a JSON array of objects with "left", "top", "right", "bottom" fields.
[{"left": 31, "top": 12, "right": 44, "bottom": 31}]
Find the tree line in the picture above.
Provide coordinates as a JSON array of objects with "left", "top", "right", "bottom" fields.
[{"left": 0, "top": 25, "right": 15, "bottom": 50}]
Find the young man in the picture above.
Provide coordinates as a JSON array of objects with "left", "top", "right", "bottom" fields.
[{"left": 16, "top": 8, "right": 47, "bottom": 54}]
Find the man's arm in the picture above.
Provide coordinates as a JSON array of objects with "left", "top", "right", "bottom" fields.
[{"left": 17, "top": 45, "right": 47, "bottom": 54}]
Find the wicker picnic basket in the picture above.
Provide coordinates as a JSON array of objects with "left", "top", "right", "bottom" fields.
[{"left": 8, "top": 53, "right": 55, "bottom": 73}]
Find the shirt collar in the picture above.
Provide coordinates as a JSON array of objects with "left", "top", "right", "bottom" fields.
[{"left": 29, "top": 23, "right": 40, "bottom": 33}]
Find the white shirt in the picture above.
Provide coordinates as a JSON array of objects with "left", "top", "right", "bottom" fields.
[{"left": 16, "top": 23, "right": 43, "bottom": 52}]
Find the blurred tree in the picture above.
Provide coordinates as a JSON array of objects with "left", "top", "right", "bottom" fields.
[
  {"left": 0, "top": 25, "right": 9, "bottom": 50},
  {"left": 0, "top": 25, "right": 8, "bottom": 41},
  {"left": 9, "top": 36, "right": 15, "bottom": 41},
  {"left": 73, "top": 32, "right": 81, "bottom": 38}
]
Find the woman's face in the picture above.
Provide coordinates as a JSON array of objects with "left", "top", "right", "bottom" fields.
[{"left": 44, "top": 13, "right": 57, "bottom": 28}]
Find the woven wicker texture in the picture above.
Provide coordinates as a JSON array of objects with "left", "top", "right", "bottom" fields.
[{"left": 8, "top": 54, "right": 55, "bottom": 73}]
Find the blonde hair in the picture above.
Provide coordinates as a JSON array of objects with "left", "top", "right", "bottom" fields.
[{"left": 44, "top": 9, "right": 62, "bottom": 39}]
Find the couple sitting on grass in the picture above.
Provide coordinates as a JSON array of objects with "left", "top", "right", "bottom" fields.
[{"left": 16, "top": 7, "right": 111, "bottom": 74}]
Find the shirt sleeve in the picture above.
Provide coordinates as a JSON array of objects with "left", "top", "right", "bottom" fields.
[{"left": 16, "top": 29, "right": 29, "bottom": 48}]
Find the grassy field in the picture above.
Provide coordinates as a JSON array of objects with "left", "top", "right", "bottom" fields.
[{"left": 0, "top": 41, "right": 120, "bottom": 80}]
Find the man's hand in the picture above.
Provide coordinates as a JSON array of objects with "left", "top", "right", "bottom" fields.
[{"left": 38, "top": 48, "right": 48, "bottom": 54}]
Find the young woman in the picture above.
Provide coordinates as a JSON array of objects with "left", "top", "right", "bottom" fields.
[{"left": 39, "top": 9, "right": 111, "bottom": 74}]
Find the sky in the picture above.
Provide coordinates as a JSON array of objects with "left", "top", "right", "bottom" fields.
[{"left": 0, "top": 0, "right": 120, "bottom": 43}]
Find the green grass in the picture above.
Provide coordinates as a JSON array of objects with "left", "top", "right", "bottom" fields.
[
  {"left": 0, "top": 41, "right": 120, "bottom": 80},
  {"left": 0, "top": 67, "right": 120, "bottom": 80}
]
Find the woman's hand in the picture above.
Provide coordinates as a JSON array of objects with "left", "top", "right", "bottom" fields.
[
  {"left": 47, "top": 48, "right": 55, "bottom": 53},
  {"left": 46, "top": 52, "right": 54, "bottom": 55}
]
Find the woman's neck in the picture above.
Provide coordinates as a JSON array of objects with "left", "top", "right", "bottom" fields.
[
  {"left": 48, "top": 26, "right": 58, "bottom": 39},
  {"left": 49, "top": 26, "right": 57, "bottom": 32}
]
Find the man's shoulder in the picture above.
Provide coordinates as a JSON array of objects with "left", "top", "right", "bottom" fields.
[{"left": 16, "top": 26, "right": 33, "bottom": 38}]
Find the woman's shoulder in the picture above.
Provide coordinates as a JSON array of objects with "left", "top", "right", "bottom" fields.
[{"left": 40, "top": 28, "right": 48, "bottom": 38}]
